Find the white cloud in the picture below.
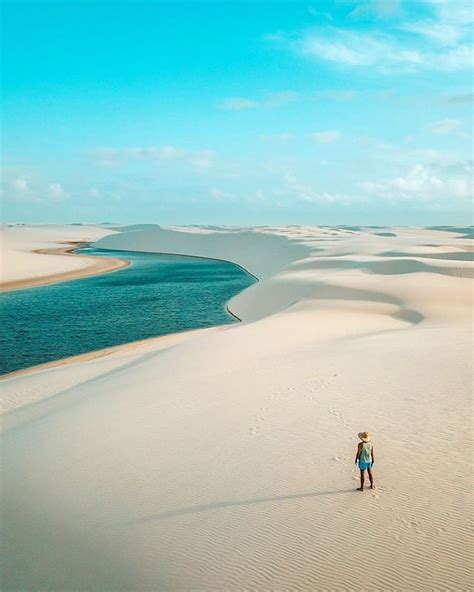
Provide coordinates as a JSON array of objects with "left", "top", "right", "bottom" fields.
[
  {"left": 402, "top": 21, "right": 462, "bottom": 45},
  {"left": 399, "top": 0, "right": 473, "bottom": 44},
  {"left": 219, "top": 97, "right": 258, "bottom": 111},
  {"left": 367, "top": 141, "right": 469, "bottom": 169},
  {"left": 361, "top": 162, "right": 473, "bottom": 201},
  {"left": 188, "top": 153, "right": 214, "bottom": 170},
  {"left": 85, "top": 186, "right": 121, "bottom": 201},
  {"left": 13, "top": 178, "right": 29, "bottom": 192},
  {"left": 430, "top": 44, "right": 473, "bottom": 71},
  {"left": 127, "top": 146, "right": 187, "bottom": 159},
  {"left": 88, "top": 187, "right": 100, "bottom": 197},
  {"left": 310, "top": 130, "right": 341, "bottom": 144},
  {"left": 350, "top": 0, "right": 402, "bottom": 19},
  {"left": 298, "top": 28, "right": 473, "bottom": 71},
  {"left": 259, "top": 132, "right": 293, "bottom": 143},
  {"left": 284, "top": 173, "right": 350, "bottom": 204},
  {"left": 89, "top": 147, "right": 120, "bottom": 167},
  {"left": 437, "top": 0, "right": 474, "bottom": 26},
  {"left": 3, "top": 176, "right": 39, "bottom": 202},
  {"left": 315, "top": 90, "right": 359, "bottom": 101},
  {"left": 47, "top": 183, "right": 69, "bottom": 201},
  {"left": 264, "top": 90, "right": 299, "bottom": 107},
  {"left": 209, "top": 187, "right": 235, "bottom": 201},
  {"left": 89, "top": 146, "right": 215, "bottom": 171},
  {"left": 5, "top": 177, "right": 70, "bottom": 203},
  {"left": 270, "top": 0, "right": 473, "bottom": 74},
  {"left": 299, "top": 30, "right": 422, "bottom": 68},
  {"left": 219, "top": 91, "right": 299, "bottom": 111},
  {"left": 427, "top": 118, "right": 461, "bottom": 134}
]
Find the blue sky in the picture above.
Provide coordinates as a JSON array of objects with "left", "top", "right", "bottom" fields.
[{"left": 2, "top": 0, "right": 473, "bottom": 225}]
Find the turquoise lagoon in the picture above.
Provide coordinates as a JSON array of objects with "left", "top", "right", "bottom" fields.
[{"left": 0, "top": 247, "right": 256, "bottom": 375}]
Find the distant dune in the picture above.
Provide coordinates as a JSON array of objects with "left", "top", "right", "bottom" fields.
[{"left": 1, "top": 225, "right": 473, "bottom": 591}]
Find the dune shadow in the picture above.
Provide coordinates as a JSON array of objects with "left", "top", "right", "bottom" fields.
[
  {"left": 381, "top": 250, "right": 474, "bottom": 262},
  {"left": 391, "top": 308, "right": 424, "bottom": 325},
  {"left": 126, "top": 488, "right": 356, "bottom": 526}
]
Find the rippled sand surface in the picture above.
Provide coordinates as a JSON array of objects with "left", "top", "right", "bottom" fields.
[{"left": 2, "top": 224, "right": 473, "bottom": 591}]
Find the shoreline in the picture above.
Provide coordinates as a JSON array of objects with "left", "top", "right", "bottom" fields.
[
  {"left": 0, "top": 241, "right": 130, "bottom": 293},
  {"left": 96, "top": 245, "right": 260, "bottom": 281},
  {"left": 0, "top": 325, "right": 225, "bottom": 381}
]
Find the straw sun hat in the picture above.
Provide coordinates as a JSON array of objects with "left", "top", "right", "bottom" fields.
[{"left": 358, "top": 431, "right": 371, "bottom": 442}]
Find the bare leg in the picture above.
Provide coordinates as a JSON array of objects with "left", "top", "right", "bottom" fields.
[
  {"left": 367, "top": 467, "right": 374, "bottom": 489},
  {"left": 357, "top": 469, "right": 365, "bottom": 491}
]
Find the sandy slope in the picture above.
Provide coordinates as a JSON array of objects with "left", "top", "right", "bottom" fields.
[
  {"left": 0, "top": 224, "right": 122, "bottom": 289},
  {"left": 1, "top": 225, "right": 473, "bottom": 591}
]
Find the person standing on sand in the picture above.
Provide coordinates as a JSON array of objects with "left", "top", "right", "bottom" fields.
[{"left": 355, "top": 431, "right": 375, "bottom": 491}]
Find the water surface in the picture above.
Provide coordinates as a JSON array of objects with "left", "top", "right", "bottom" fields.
[{"left": 0, "top": 248, "right": 256, "bottom": 375}]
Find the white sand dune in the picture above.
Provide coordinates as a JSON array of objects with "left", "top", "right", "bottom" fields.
[
  {"left": 96, "top": 224, "right": 312, "bottom": 278},
  {"left": 0, "top": 224, "right": 118, "bottom": 287},
  {"left": 1, "top": 225, "right": 473, "bottom": 591}
]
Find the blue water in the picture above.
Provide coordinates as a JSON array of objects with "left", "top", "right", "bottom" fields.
[{"left": 0, "top": 248, "right": 256, "bottom": 375}]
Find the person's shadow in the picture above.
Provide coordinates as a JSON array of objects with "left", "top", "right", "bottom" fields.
[{"left": 125, "top": 488, "right": 356, "bottom": 526}]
